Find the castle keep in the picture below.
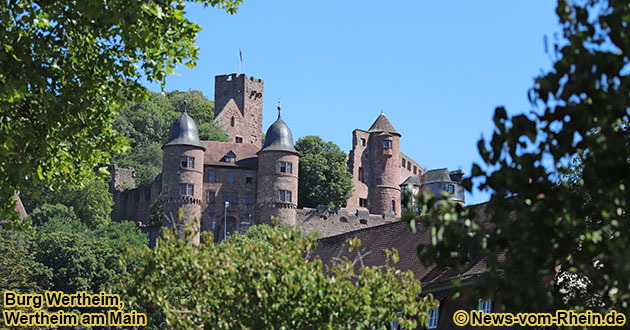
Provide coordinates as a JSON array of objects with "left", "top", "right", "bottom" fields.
[{"left": 111, "top": 72, "right": 464, "bottom": 241}]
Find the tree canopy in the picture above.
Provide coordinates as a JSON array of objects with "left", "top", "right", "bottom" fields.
[
  {"left": 112, "top": 90, "right": 229, "bottom": 185},
  {"left": 295, "top": 136, "right": 354, "bottom": 209},
  {"left": 0, "top": 0, "right": 240, "bottom": 219},
  {"left": 118, "top": 224, "right": 431, "bottom": 329},
  {"left": 403, "top": 0, "right": 630, "bottom": 317}
]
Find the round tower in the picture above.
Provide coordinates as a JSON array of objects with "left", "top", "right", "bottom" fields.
[
  {"left": 256, "top": 106, "right": 299, "bottom": 226},
  {"left": 161, "top": 101, "right": 206, "bottom": 244},
  {"left": 367, "top": 113, "right": 401, "bottom": 215}
]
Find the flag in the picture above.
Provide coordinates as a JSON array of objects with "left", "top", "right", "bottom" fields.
[{"left": 239, "top": 47, "right": 243, "bottom": 62}]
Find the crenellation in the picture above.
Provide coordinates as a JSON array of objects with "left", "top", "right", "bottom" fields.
[{"left": 112, "top": 71, "right": 465, "bottom": 244}]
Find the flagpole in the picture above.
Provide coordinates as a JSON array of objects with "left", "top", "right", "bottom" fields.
[{"left": 238, "top": 47, "right": 242, "bottom": 75}]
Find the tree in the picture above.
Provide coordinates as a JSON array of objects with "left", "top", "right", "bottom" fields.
[
  {"left": 295, "top": 136, "right": 354, "bottom": 209},
  {"left": 117, "top": 224, "right": 431, "bottom": 329},
  {"left": 2, "top": 217, "right": 147, "bottom": 294},
  {"left": 0, "top": 0, "right": 241, "bottom": 219},
  {"left": 22, "top": 179, "right": 114, "bottom": 229},
  {"left": 403, "top": 0, "right": 630, "bottom": 317},
  {"left": 112, "top": 90, "right": 229, "bottom": 185}
]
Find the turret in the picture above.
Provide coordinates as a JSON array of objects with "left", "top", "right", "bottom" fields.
[
  {"left": 161, "top": 101, "right": 205, "bottom": 244},
  {"left": 255, "top": 106, "right": 299, "bottom": 226},
  {"left": 367, "top": 113, "right": 401, "bottom": 215}
]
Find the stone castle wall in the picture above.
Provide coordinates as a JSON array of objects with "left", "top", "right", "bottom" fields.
[
  {"left": 111, "top": 175, "right": 161, "bottom": 225},
  {"left": 297, "top": 205, "right": 399, "bottom": 238},
  {"left": 109, "top": 164, "right": 136, "bottom": 191}
]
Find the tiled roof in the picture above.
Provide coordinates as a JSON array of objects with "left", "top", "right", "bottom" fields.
[
  {"left": 201, "top": 141, "right": 259, "bottom": 168},
  {"left": 368, "top": 113, "right": 401, "bottom": 136},
  {"left": 308, "top": 202, "right": 516, "bottom": 329}
]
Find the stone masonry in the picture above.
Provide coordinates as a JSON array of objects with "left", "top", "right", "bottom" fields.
[
  {"left": 112, "top": 71, "right": 463, "bottom": 243},
  {"left": 214, "top": 74, "right": 264, "bottom": 147}
]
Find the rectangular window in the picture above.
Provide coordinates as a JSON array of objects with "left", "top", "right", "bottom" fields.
[
  {"left": 376, "top": 178, "right": 382, "bottom": 185},
  {"left": 380, "top": 140, "right": 392, "bottom": 148},
  {"left": 360, "top": 138, "right": 366, "bottom": 146},
  {"left": 235, "top": 136, "right": 243, "bottom": 143},
  {"left": 230, "top": 192, "right": 238, "bottom": 204},
  {"left": 478, "top": 299, "right": 492, "bottom": 313},
  {"left": 279, "top": 190, "right": 292, "bottom": 202},
  {"left": 222, "top": 192, "right": 230, "bottom": 203},
  {"left": 208, "top": 190, "right": 216, "bottom": 203},
  {"left": 207, "top": 170, "right": 216, "bottom": 182},
  {"left": 427, "top": 306, "right": 439, "bottom": 329},
  {"left": 402, "top": 158, "right": 406, "bottom": 168},
  {"left": 245, "top": 193, "right": 253, "bottom": 205},
  {"left": 179, "top": 184, "right": 193, "bottom": 196},
  {"left": 413, "top": 165, "right": 417, "bottom": 174},
  {"left": 246, "top": 172, "right": 253, "bottom": 184},
  {"left": 407, "top": 163, "right": 411, "bottom": 170},
  {"left": 391, "top": 199, "right": 396, "bottom": 212},
  {"left": 181, "top": 156, "right": 194, "bottom": 168},
  {"left": 359, "top": 198, "right": 367, "bottom": 208},
  {"left": 447, "top": 184, "right": 455, "bottom": 193},
  {"left": 279, "top": 161, "right": 293, "bottom": 174},
  {"left": 227, "top": 171, "right": 234, "bottom": 183},
  {"left": 389, "top": 312, "right": 403, "bottom": 330},
  {"left": 358, "top": 167, "right": 364, "bottom": 182}
]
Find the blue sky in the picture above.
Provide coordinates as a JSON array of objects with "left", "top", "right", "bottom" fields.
[{"left": 146, "top": 1, "right": 561, "bottom": 205}]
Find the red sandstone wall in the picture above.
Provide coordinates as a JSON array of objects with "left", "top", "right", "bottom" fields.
[{"left": 256, "top": 152, "right": 299, "bottom": 226}]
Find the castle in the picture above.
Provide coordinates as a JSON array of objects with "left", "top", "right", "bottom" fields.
[{"left": 111, "top": 72, "right": 464, "bottom": 242}]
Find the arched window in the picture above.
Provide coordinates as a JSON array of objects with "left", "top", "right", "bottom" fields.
[{"left": 230, "top": 116, "right": 235, "bottom": 127}]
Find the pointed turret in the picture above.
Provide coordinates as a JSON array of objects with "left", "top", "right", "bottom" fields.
[
  {"left": 368, "top": 113, "right": 401, "bottom": 137},
  {"left": 161, "top": 100, "right": 205, "bottom": 244},
  {"left": 256, "top": 104, "right": 299, "bottom": 226}
]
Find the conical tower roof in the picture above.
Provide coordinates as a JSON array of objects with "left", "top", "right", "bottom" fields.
[
  {"left": 163, "top": 101, "right": 205, "bottom": 150},
  {"left": 259, "top": 108, "right": 298, "bottom": 154},
  {"left": 368, "top": 113, "right": 401, "bottom": 136}
]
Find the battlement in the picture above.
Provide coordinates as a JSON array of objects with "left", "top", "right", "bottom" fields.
[{"left": 296, "top": 205, "right": 398, "bottom": 238}]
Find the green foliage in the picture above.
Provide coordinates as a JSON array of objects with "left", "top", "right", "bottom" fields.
[
  {"left": 403, "top": 0, "right": 630, "bottom": 318},
  {"left": 113, "top": 90, "right": 229, "bottom": 185},
  {"left": 22, "top": 180, "right": 114, "bottom": 229},
  {"left": 295, "top": 136, "right": 354, "bottom": 209},
  {"left": 148, "top": 195, "right": 164, "bottom": 227},
  {"left": 28, "top": 203, "right": 76, "bottom": 227},
  {"left": 2, "top": 218, "right": 147, "bottom": 294},
  {"left": 0, "top": 0, "right": 241, "bottom": 219},
  {"left": 118, "top": 225, "right": 430, "bottom": 329}
]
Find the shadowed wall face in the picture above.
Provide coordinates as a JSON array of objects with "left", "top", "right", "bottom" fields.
[{"left": 162, "top": 145, "right": 204, "bottom": 244}]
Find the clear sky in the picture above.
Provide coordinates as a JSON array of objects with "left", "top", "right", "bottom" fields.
[{"left": 145, "top": 0, "right": 562, "bottom": 205}]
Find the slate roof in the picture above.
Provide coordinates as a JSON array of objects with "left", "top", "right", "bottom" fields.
[
  {"left": 400, "top": 176, "right": 420, "bottom": 186},
  {"left": 368, "top": 113, "right": 401, "bottom": 136},
  {"left": 201, "top": 141, "right": 259, "bottom": 168},
  {"left": 421, "top": 168, "right": 452, "bottom": 184},
  {"left": 259, "top": 113, "right": 298, "bottom": 154},
  {"left": 164, "top": 110, "right": 205, "bottom": 150}
]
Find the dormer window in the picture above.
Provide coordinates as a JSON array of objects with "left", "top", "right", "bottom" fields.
[
  {"left": 380, "top": 140, "right": 392, "bottom": 149},
  {"left": 181, "top": 156, "right": 194, "bottom": 168},
  {"left": 222, "top": 151, "right": 236, "bottom": 163}
]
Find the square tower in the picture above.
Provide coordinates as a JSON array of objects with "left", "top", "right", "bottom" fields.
[{"left": 214, "top": 73, "right": 264, "bottom": 147}]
